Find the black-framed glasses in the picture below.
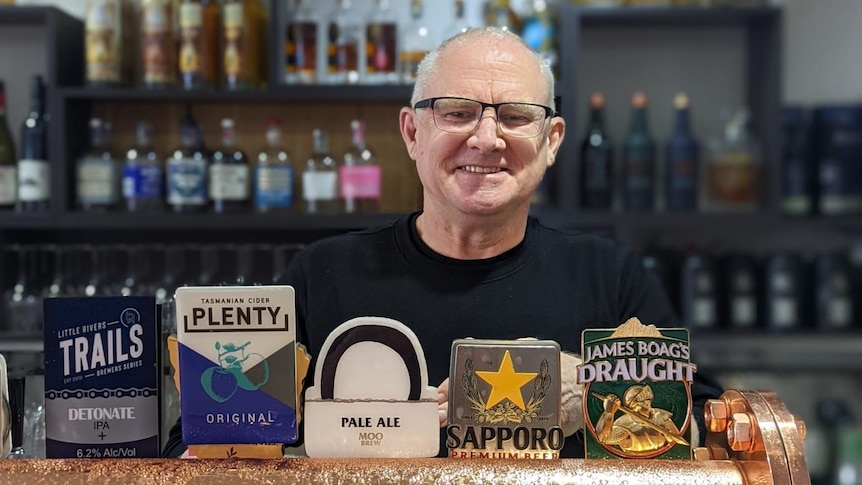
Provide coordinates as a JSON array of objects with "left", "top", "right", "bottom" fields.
[{"left": 413, "top": 97, "right": 556, "bottom": 138}]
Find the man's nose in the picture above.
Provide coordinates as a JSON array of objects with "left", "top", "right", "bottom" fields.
[{"left": 470, "top": 108, "right": 505, "bottom": 150}]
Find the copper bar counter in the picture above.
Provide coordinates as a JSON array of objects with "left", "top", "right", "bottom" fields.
[{"left": 0, "top": 457, "right": 755, "bottom": 485}]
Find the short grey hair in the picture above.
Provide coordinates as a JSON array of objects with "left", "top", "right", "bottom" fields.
[{"left": 411, "top": 27, "right": 555, "bottom": 108}]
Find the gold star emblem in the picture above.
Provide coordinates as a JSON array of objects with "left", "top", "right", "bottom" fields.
[{"left": 475, "top": 350, "right": 538, "bottom": 410}]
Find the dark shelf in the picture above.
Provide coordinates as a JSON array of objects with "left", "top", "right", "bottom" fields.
[
  {"left": 0, "top": 5, "right": 67, "bottom": 26},
  {"left": 57, "top": 84, "right": 415, "bottom": 103},
  {"left": 0, "top": 211, "right": 405, "bottom": 231},
  {"left": 692, "top": 332, "right": 862, "bottom": 371},
  {"left": 576, "top": 5, "right": 780, "bottom": 27}
]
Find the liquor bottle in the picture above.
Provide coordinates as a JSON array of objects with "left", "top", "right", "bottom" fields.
[
  {"left": 400, "top": 0, "right": 435, "bottom": 84},
  {"left": 325, "top": 0, "right": 363, "bottom": 84},
  {"left": 0, "top": 80, "right": 16, "bottom": 210},
  {"left": 365, "top": 0, "right": 398, "bottom": 85},
  {"left": 141, "top": 0, "right": 176, "bottom": 88},
  {"left": 702, "top": 107, "right": 761, "bottom": 212},
  {"left": 302, "top": 128, "right": 339, "bottom": 214},
  {"left": 813, "top": 105, "right": 862, "bottom": 216},
  {"left": 484, "top": 0, "right": 520, "bottom": 32},
  {"left": 815, "top": 252, "right": 854, "bottom": 332},
  {"left": 780, "top": 106, "right": 813, "bottom": 215},
  {"left": 210, "top": 118, "right": 250, "bottom": 213},
  {"left": 18, "top": 75, "right": 50, "bottom": 213},
  {"left": 680, "top": 248, "right": 719, "bottom": 331},
  {"left": 178, "top": 0, "right": 220, "bottom": 90},
  {"left": 284, "top": 0, "right": 320, "bottom": 84},
  {"left": 222, "top": 0, "right": 267, "bottom": 90},
  {"left": 665, "top": 93, "right": 698, "bottom": 212},
  {"left": 123, "top": 121, "right": 164, "bottom": 212},
  {"left": 443, "top": 0, "right": 471, "bottom": 41},
  {"left": 166, "top": 106, "right": 208, "bottom": 212},
  {"left": 76, "top": 118, "right": 120, "bottom": 212},
  {"left": 722, "top": 253, "right": 759, "bottom": 331},
  {"left": 579, "top": 92, "right": 613, "bottom": 210},
  {"left": 85, "top": 0, "right": 132, "bottom": 86},
  {"left": 622, "top": 92, "right": 656, "bottom": 212},
  {"left": 254, "top": 119, "right": 294, "bottom": 212},
  {"left": 340, "top": 120, "right": 381, "bottom": 213},
  {"left": 520, "top": 0, "right": 557, "bottom": 78},
  {"left": 764, "top": 253, "right": 805, "bottom": 332}
]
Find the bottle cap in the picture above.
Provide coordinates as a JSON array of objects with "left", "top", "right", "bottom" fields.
[
  {"left": 673, "top": 93, "right": 689, "bottom": 110},
  {"left": 631, "top": 91, "right": 648, "bottom": 108}
]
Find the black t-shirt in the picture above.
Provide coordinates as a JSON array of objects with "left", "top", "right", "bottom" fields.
[{"left": 162, "top": 212, "right": 722, "bottom": 458}]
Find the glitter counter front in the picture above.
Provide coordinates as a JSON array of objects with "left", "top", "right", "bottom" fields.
[{"left": 0, "top": 389, "right": 811, "bottom": 485}]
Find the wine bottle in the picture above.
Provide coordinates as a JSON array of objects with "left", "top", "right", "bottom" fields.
[
  {"left": 580, "top": 92, "right": 613, "bottom": 210},
  {"left": 18, "top": 75, "right": 49, "bottom": 213},
  {"left": 0, "top": 80, "right": 16, "bottom": 210},
  {"left": 665, "top": 93, "right": 698, "bottom": 212},
  {"left": 622, "top": 91, "right": 656, "bottom": 212}
]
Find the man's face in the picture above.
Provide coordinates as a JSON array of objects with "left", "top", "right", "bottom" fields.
[{"left": 400, "top": 38, "right": 565, "bottom": 219}]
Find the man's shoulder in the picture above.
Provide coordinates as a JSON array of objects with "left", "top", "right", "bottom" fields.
[
  {"left": 296, "top": 221, "right": 398, "bottom": 261},
  {"left": 532, "top": 218, "right": 625, "bottom": 256}
]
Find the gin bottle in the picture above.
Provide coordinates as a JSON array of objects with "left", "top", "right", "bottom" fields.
[
  {"left": 302, "top": 128, "right": 339, "bottom": 214},
  {"left": 123, "top": 121, "right": 164, "bottom": 212},
  {"left": 254, "top": 119, "right": 294, "bottom": 212},
  {"left": 166, "top": 106, "right": 208, "bottom": 213},
  {"left": 340, "top": 120, "right": 380, "bottom": 213},
  {"left": 210, "top": 118, "right": 250, "bottom": 213}
]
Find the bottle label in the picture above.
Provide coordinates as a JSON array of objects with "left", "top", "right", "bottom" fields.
[
  {"left": 0, "top": 165, "right": 16, "bottom": 205},
  {"left": 223, "top": 3, "right": 244, "bottom": 78},
  {"left": 143, "top": 1, "right": 173, "bottom": 84},
  {"left": 302, "top": 171, "right": 337, "bottom": 201},
  {"left": 827, "top": 298, "right": 852, "bottom": 328},
  {"left": 209, "top": 164, "right": 249, "bottom": 200},
  {"left": 286, "top": 22, "right": 317, "bottom": 81},
  {"left": 77, "top": 157, "right": 118, "bottom": 204},
  {"left": 339, "top": 165, "right": 381, "bottom": 199},
  {"left": 167, "top": 157, "right": 206, "bottom": 205},
  {"left": 255, "top": 165, "right": 293, "bottom": 208},
  {"left": 692, "top": 297, "right": 716, "bottom": 328},
  {"left": 85, "top": 0, "right": 122, "bottom": 83},
  {"left": 366, "top": 23, "right": 397, "bottom": 74},
  {"left": 123, "top": 164, "right": 163, "bottom": 200},
  {"left": 771, "top": 297, "right": 797, "bottom": 328},
  {"left": 18, "top": 159, "right": 50, "bottom": 202},
  {"left": 179, "top": 4, "right": 204, "bottom": 78},
  {"left": 731, "top": 296, "right": 756, "bottom": 327}
]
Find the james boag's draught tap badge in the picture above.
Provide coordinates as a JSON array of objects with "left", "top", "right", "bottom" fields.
[
  {"left": 176, "top": 285, "right": 299, "bottom": 445},
  {"left": 447, "top": 339, "right": 564, "bottom": 459},
  {"left": 578, "top": 317, "right": 697, "bottom": 459}
]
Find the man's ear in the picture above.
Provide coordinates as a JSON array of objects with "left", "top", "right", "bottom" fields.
[
  {"left": 545, "top": 116, "right": 565, "bottom": 167},
  {"left": 400, "top": 107, "right": 419, "bottom": 161}
]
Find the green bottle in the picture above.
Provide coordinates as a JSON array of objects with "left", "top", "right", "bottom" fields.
[
  {"left": 623, "top": 92, "right": 656, "bottom": 212},
  {"left": 0, "top": 80, "right": 16, "bottom": 209}
]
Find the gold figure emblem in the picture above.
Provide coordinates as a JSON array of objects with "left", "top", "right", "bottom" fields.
[{"left": 594, "top": 385, "right": 688, "bottom": 454}]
